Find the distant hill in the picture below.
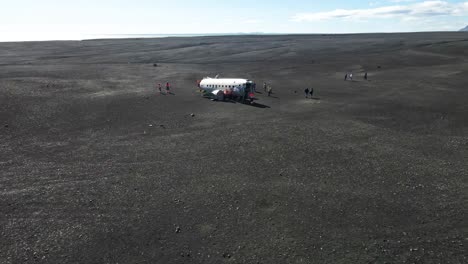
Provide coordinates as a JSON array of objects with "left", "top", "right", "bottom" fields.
[{"left": 460, "top": 26, "right": 468, "bottom": 31}]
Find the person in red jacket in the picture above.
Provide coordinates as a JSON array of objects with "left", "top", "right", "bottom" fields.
[{"left": 165, "top": 82, "right": 170, "bottom": 94}]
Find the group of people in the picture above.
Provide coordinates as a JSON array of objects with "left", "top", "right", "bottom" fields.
[
  {"left": 345, "top": 72, "right": 368, "bottom": 81},
  {"left": 304, "top": 87, "right": 314, "bottom": 98},
  {"left": 263, "top": 82, "right": 273, "bottom": 96},
  {"left": 263, "top": 81, "right": 316, "bottom": 99},
  {"left": 158, "top": 72, "right": 370, "bottom": 99},
  {"left": 222, "top": 87, "right": 247, "bottom": 102},
  {"left": 157, "top": 82, "right": 171, "bottom": 94}
]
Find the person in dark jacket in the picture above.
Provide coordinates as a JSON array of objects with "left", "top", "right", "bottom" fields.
[
  {"left": 304, "top": 88, "right": 310, "bottom": 98},
  {"left": 310, "top": 88, "right": 314, "bottom": 98}
]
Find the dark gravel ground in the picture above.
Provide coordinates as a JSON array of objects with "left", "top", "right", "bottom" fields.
[{"left": 1, "top": 33, "right": 467, "bottom": 263}]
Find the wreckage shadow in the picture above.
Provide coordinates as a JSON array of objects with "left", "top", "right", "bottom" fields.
[
  {"left": 203, "top": 97, "right": 270, "bottom": 108},
  {"left": 247, "top": 102, "right": 270, "bottom": 108},
  {"left": 202, "top": 97, "right": 236, "bottom": 103}
]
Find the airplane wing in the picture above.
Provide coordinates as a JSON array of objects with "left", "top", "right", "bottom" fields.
[{"left": 211, "top": 90, "right": 224, "bottom": 100}]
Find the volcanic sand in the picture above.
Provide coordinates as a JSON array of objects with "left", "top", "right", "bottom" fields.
[{"left": 1, "top": 33, "right": 467, "bottom": 263}]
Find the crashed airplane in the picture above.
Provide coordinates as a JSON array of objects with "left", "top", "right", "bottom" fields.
[{"left": 198, "top": 76, "right": 256, "bottom": 103}]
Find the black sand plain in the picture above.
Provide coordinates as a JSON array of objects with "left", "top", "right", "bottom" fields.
[{"left": 1, "top": 33, "right": 467, "bottom": 263}]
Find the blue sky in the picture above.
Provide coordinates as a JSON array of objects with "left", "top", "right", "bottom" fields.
[{"left": 1, "top": 0, "right": 467, "bottom": 41}]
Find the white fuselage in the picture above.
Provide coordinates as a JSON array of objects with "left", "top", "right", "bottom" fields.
[{"left": 199, "top": 78, "right": 254, "bottom": 96}]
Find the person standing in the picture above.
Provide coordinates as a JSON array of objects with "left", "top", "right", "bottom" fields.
[
  {"left": 263, "top": 82, "right": 267, "bottom": 92},
  {"left": 267, "top": 85, "right": 273, "bottom": 97},
  {"left": 158, "top": 83, "right": 162, "bottom": 93},
  {"left": 304, "top": 88, "right": 310, "bottom": 98},
  {"left": 364, "top": 72, "right": 368, "bottom": 80},
  {"left": 233, "top": 86, "right": 240, "bottom": 101},
  {"left": 344, "top": 74, "right": 348, "bottom": 81},
  {"left": 165, "top": 82, "right": 170, "bottom": 94},
  {"left": 310, "top": 87, "right": 314, "bottom": 98},
  {"left": 349, "top": 73, "right": 353, "bottom": 81},
  {"left": 243, "top": 86, "right": 248, "bottom": 102}
]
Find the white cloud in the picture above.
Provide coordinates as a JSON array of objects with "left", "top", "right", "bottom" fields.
[
  {"left": 292, "top": 1, "right": 468, "bottom": 21},
  {"left": 389, "top": 0, "right": 417, "bottom": 3}
]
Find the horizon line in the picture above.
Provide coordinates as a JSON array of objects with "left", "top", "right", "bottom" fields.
[{"left": 1, "top": 31, "right": 466, "bottom": 43}]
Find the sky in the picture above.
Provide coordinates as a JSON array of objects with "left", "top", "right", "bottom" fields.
[{"left": 1, "top": 0, "right": 467, "bottom": 41}]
